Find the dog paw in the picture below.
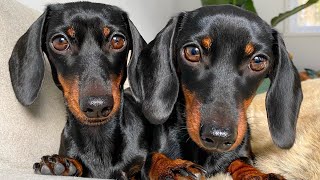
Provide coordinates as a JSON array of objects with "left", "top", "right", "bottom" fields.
[
  {"left": 33, "top": 154, "right": 83, "bottom": 176},
  {"left": 264, "top": 173, "right": 285, "bottom": 180},
  {"left": 149, "top": 153, "right": 206, "bottom": 180},
  {"left": 240, "top": 173, "right": 285, "bottom": 180},
  {"left": 228, "top": 160, "right": 286, "bottom": 180}
]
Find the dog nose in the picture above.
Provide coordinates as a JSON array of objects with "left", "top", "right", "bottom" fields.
[
  {"left": 80, "top": 96, "right": 114, "bottom": 118},
  {"left": 200, "top": 125, "right": 236, "bottom": 151}
]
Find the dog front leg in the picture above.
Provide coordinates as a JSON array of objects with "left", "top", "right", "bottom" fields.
[{"left": 227, "top": 159, "right": 285, "bottom": 180}]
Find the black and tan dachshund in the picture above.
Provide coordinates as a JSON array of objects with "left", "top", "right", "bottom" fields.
[
  {"left": 129, "top": 5, "right": 303, "bottom": 179},
  {"left": 9, "top": 2, "right": 148, "bottom": 178}
]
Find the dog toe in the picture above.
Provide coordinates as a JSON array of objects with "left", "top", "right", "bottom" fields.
[
  {"left": 40, "top": 164, "right": 52, "bottom": 175},
  {"left": 34, "top": 155, "right": 82, "bottom": 176},
  {"left": 53, "top": 162, "right": 65, "bottom": 175}
]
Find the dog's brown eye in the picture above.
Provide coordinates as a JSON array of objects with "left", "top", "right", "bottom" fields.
[
  {"left": 52, "top": 35, "right": 69, "bottom": 51},
  {"left": 184, "top": 46, "right": 201, "bottom": 62},
  {"left": 249, "top": 56, "right": 268, "bottom": 71},
  {"left": 111, "top": 35, "right": 126, "bottom": 50}
]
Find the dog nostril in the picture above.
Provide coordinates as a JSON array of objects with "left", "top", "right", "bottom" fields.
[
  {"left": 101, "top": 107, "right": 112, "bottom": 116},
  {"left": 200, "top": 125, "right": 237, "bottom": 151},
  {"left": 204, "top": 137, "right": 214, "bottom": 144},
  {"left": 85, "top": 108, "right": 94, "bottom": 113},
  {"left": 223, "top": 142, "right": 233, "bottom": 148},
  {"left": 80, "top": 96, "right": 114, "bottom": 118}
]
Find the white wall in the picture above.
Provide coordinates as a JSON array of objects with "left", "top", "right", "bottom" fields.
[
  {"left": 174, "top": 0, "right": 320, "bottom": 70},
  {"left": 17, "top": 0, "right": 319, "bottom": 70},
  {"left": 16, "top": 0, "right": 177, "bottom": 42},
  {"left": 254, "top": 0, "right": 320, "bottom": 70}
]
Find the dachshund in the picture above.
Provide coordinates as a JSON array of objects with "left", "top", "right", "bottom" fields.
[
  {"left": 128, "top": 5, "right": 303, "bottom": 180},
  {"left": 8, "top": 2, "right": 148, "bottom": 178}
]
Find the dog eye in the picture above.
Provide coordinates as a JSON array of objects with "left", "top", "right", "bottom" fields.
[
  {"left": 249, "top": 56, "right": 268, "bottom": 71},
  {"left": 110, "top": 35, "right": 126, "bottom": 50},
  {"left": 184, "top": 46, "right": 201, "bottom": 62},
  {"left": 51, "top": 35, "right": 69, "bottom": 51}
]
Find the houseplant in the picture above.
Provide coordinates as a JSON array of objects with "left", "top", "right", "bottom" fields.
[{"left": 201, "top": 0, "right": 319, "bottom": 27}]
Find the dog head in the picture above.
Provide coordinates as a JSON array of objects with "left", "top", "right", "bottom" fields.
[
  {"left": 9, "top": 2, "right": 145, "bottom": 125},
  {"left": 129, "top": 5, "right": 302, "bottom": 151}
]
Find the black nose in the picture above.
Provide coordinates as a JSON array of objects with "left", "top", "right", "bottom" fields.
[
  {"left": 80, "top": 96, "right": 114, "bottom": 118},
  {"left": 200, "top": 125, "right": 236, "bottom": 151}
]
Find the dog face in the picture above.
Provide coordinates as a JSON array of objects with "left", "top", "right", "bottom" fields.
[
  {"left": 176, "top": 7, "right": 275, "bottom": 152},
  {"left": 129, "top": 5, "right": 302, "bottom": 151},
  {"left": 9, "top": 2, "right": 145, "bottom": 125}
]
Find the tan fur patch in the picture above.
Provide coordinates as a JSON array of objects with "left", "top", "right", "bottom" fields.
[
  {"left": 149, "top": 153, "right": 205, "bottom": 180},
  {"left": 228, "top": 107, "right": 248, "bottom": 151},
  {"left": 201, "top": 36, "right": 212, "bottom": 49},
  {"left": 228, "top": 95, "right": 255, "bottom": 151},
  {"left": 148, "top": 153, "right": 173, "bottom": 179},
  {"left": 109, "top": 72, "right": 122, "bottom": 119},
  {"left": 245, "top": 42, "right": 254, "bottom": 55},
  {"left": 58, "top": 74, "right": 84, "bottom": 121},
  {"left": 62, "top": 158, "right": 83, "bottom": 176},
  {"left": 67, "top": 27, "right": 75, "bottom": 38},
  {"left": 182, "top": 85, "right": 203, "bottom": 148},
  {"left": 103, "top": 27, "right": 110, "bottom": 37},
  {"left": 227, "top": 159, "right": 282, "bottom": 179}
]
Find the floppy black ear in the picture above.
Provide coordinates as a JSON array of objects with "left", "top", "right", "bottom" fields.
[
  {"left": 8, "top": 11, "right": 47, "bottom": 106},
  {"left": 266, "top": 30, "right": 303, "bottom": 149},
  {"left": 126, "top": 18, "right": 146, "bottom": 91},
  {"left": 128, "top": 14, "right": 184, "bottom": 124}
]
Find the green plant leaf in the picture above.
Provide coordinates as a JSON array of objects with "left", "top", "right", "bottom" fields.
[
  {"left": 271, "top": 0, "right": 319, "bottom": 27},
  {"left": 241, "top": 0, "right": 257, "bottom": 13},
  {"left": 201, "top": 0, "right": 231, "bottom": 6},
  {"left": 201, "top": 0, "right": 257, "bottom": 13}
]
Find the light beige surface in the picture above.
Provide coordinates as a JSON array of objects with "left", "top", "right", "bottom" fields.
[
  {"left": 0, "top": 0, "right": 67, "bottom": 178},
  {"left": 0, "top": 0, "right": 319, "bottom": 179},
  {"left": 248, "top": 78, "right": 320, "bottom": 180}
]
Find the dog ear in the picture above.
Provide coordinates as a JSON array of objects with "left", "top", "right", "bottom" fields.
[
  {"left": 128, "top": 14, "right": 184, "bottom": 124},
  {"left": 126, "top": 17, "right": 146, "bottom": 93},
  {"left": 266, "top": 30, "right": 303, "bottom": 149},
  {"left": 8, "top": 10, "right": 47, "bottom": 106}
]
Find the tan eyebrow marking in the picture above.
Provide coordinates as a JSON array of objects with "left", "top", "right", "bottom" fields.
[
  {"left": 245, "top": 42, "right": 255, "bottom": 55},
  {"left": 103, "top": 27, "right": 110, "bottom": 37},
  {"left": 67, "top": 26, "right": 75, "bottom": 38},
  {"left": 201, "top": 36, "right": 212, "bottom": 49}
]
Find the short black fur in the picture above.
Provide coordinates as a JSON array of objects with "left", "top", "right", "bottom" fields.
[
  {"left": 129, "top": 5, "right": 303, "bottom": 178},
  {"left": 9, "top": 2, "right": 149, "bottom": 178}
]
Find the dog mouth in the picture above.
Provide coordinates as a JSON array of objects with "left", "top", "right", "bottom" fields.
[{"left": 81, "top": 114, "right": 117, "bottom": 126}]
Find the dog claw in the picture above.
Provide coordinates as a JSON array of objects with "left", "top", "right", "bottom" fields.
[
  {"left": 186, "top": 171, "right": 198, "bottom": 180},
  {"left": 172, "top": 167, "right": 200, "bottom": 179},
  {"left": 191, "top": 164, "right": 207, "bottom": 174},
  {"left": 173, "top": 168, "right": 189, "bottom": 177}
]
